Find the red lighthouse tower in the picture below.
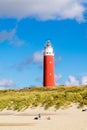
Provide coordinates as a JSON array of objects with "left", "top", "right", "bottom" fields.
[{"left": 43, "top": 40, "right": 55, "bottom": 87}]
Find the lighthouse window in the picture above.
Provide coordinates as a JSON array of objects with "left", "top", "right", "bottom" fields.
[{"left": 46, "top": 52, "right": 52, "bottom": 54}]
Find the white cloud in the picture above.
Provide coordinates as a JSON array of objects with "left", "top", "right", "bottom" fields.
[
  {"left": 10, "top": 36, "right": 24, "bottom": 46},
  {"left": 55, "top": 74, "right": 62, "bottom": 85},
  {"left": 0, "top": 79, "right": 14, "bottom": 89},
  {"left": 79, "top": 0, "right": 87, "bottom": 3},
  {"left": 0, "top": 0, "right": 86, "bottom": 22},
  {"left": 0, "top": 29, "right": 16, "bottom": 42},
  {"left": 65, "top": 75, "right": 80, "bottom": 86},
  {"left": 81, "top": 76, "right": 87, "bottom": 85},
  {"left": 22, "top": 50, "right": 43, "bottom": 65},
  {"left": 0, "top": 29, "right": 24, "bottom": 46},
  {"left": 10, "top": 50, "right": 43, "bottom": 71},
  {"left": 65, "top": 75, "right": 87, "bottom": 86},
  {"left": 33, "top": 51, "right": 43, "bottom": 63}
]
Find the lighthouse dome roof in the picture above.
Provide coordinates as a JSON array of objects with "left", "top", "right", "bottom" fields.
[
  {"left": 44, "top": 40, "right": 54, "bottom": 56},
  {"left": 46, "top": 40, "right": 51, "bottom": 46}
]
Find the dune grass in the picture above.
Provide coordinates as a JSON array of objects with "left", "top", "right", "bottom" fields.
[{"left": 0, "top": 86, "right": 87, "bottom": 111}]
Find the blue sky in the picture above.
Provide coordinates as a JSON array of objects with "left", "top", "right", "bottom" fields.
[{"left": 0, "top": 0, "right": 87, "bottom": 89}]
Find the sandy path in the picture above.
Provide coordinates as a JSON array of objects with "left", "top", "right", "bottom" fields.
[{"left": 0, "top": 106, "right": 87, "bottom": 130}]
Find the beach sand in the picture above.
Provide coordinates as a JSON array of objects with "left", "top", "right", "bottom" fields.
[{"left": 0, "top": 105, "right": 87, "bottom": 130}]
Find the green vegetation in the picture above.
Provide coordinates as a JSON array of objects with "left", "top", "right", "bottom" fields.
[{"left": 0, "top": 86, "right": 87, "bottom": 111}]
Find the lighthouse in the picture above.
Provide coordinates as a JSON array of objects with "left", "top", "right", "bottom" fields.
[{"left": 43, "top": 40, "right": 55, "bottom": 87}]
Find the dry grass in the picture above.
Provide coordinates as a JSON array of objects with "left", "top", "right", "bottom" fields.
[{"left": 0, "top": 85, "right": 87, "bottom": 111}]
